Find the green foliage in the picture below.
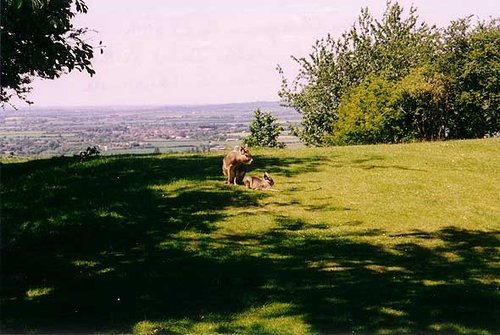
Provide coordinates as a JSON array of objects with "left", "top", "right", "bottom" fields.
[
  {"left": 330, "top": 67, "right": 451, "bottom": 145},
  {"left": 243, "top": 109, "right": 285, "bottom": 148},
  {"left": 436, "top": 17, "right": 500, "bottom": 138},
  {"left": 0, "top": 0, "right": 99, "bottom": 106},
  {"left": 279, "top": 1, "right": 499, "bottom": 145},
  {"left": 398, "top": 67, "right": 449, "bottom": 140},
  {"left": 329, "top": 75, "right": 405, "bottom": 145},
  {"left": 278, "top": 1, "right": 437, "bottom": 145}
]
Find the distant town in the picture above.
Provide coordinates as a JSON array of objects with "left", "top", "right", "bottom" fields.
[{"left": 0, "top": 101, "right": 301, "bottom": 158}]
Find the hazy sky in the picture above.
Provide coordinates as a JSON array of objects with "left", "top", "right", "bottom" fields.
[{"left": 24, "top": 0, "right": 500, "bottom": 107}]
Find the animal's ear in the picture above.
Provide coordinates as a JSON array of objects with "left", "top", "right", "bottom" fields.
[{"left": 264, "top": 172, "right": 270, "bottom": 179}]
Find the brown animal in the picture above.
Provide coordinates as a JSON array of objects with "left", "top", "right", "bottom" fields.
[
  {"left": 222, "top": 145, "right": 253, "bottom": 185},
  {"left": 244, "top": 172, "right": 274, "bottom": 190}
]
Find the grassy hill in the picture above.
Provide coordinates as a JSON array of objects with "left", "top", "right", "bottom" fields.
[{"left": 1, "top": 139, "right": 499, "bottom": 334}]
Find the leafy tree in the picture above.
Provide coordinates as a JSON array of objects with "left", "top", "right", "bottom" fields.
[
  {"left": 279, "top": 0, "right": 499, "bottom": 145},
  {"left": 278, "top": 1, "right": 438, "bottom": 145},
  {"left": 396, "top": 67, "right": 449, "bottom": 140},
  {"left": 329, "top": 74, "right": 405, "bottom": 145},
  {"left": 1, "top": 0, "right": 100, "bottom": 106},
  {"left": 330, "top": 67, "right": 450, "bottom": 145},
  {"left": 436, "top": 17, "right": 500, "bottom": 138},
  {"left": 244, "top": 109, "right": 285, "bottom": 148}
]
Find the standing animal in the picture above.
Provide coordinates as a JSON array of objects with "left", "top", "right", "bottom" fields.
[
  {"left": 222, "top": 145, "right": 253, "bottom": 185},
  {"left": 244, "top": 172, "right": 274, "bottom": 190}
]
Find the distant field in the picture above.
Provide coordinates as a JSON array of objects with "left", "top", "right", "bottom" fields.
[
  {"left": 1, "top": 139, "right": 499, "bottom": 334},
  {"left": 0, "top": 102, "right": 302, "bottom": 157}
]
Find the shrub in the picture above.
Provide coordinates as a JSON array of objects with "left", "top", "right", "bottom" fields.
[{"left": 244, "top": 109, "right": 285, "bottom": 148}]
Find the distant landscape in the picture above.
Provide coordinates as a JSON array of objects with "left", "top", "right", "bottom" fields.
[{"left": 0, "top": 101, "right": 301, "bottom": 158}]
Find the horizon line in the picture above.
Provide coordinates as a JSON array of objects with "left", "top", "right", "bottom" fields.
[{"left": 4, "top": 100, "right": 288, "bottom": 111}]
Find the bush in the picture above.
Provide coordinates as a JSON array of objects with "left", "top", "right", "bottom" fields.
[
  {"left": 329, "top": 75, "right": 405, "bottom": 145},
  {"left": 243, "top": 109, "right": 285, "bottom": 148}
]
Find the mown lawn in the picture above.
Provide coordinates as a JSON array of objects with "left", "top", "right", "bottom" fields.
[{"left": 1, "top": 139, "right": 499, "bottom": 334}]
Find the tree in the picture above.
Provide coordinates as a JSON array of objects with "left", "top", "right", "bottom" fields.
[
  {"left": 244, "top": 109, "right": 285, "bottom": 148},
  {"left": 398, "top": 67, "right": 448, "bottom": 140},
  {"left": 278, "top": 1, "right": 438, "bottom": 145},
  {"left": 279, "top": 1, "right": 499, "bottom": 144},
  {"left": 329, "top": 66, "right": 450, "bottom": 145},
  {"left": 329, "top": 74, "right": 405, "bottom": 145},
  {"left": 1, "top": 0, "right": 100, "bottom": 107},
  {"left": 436, "top": 17, "right": 500, "bottom": 138}
]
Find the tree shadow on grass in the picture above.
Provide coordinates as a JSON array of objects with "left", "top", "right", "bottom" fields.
[
  {"left": 1, "top": 153, "right": 332, "bottom": 332},
  {"left": 257, "top": 225, "right": 499, "bottom": 334},
  {"left": 1, "top": 155, "right": 499, "bottom": 334},
  {"left": 254, "top": 155, "right": 329, "bottom": 177}
]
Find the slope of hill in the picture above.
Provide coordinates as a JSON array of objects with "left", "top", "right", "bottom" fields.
[{"left": 1, "top": 139, "right": 499, "bottom": 334}]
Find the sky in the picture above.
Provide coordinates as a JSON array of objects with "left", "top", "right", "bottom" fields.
[{"left": 23, "top": 0, "right": 500, "bottom": 107}]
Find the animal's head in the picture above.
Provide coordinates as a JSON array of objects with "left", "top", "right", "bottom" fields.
[
  {"left": 263, "top": 172, "right": 274, "bottom": 186},
  {"left": 237, "top": 144, "right": 253, "bottom": 165}
]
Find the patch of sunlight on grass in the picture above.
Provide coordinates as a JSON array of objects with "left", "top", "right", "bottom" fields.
[
  {"left": 96, "top": 267, "right": 115, "bottom": 275},
  {"left": 149, "top": 179, "right": 200, "bottom": 196},
  {"left": 71, "top": 259, "right": 115, "bottom": 276},
  {"left": 149, "top": 184, "right": 167, "bottom": 193},
  {"left": 72, "top": 260, "right": 99, "bottom": 268},
  {"left": 441, "top": 251, "right": 463, "bottom": 263},
  {"left": 191, "top": 319, "right": 225, "bottom": 334},
  {"left": 308, "top": 260, "right": 351, "bottom": 272},
  {"left": 133, "top": 320, "right": 166, "bottom": 335},
  {"left": 233, "top": 302, "right": 313, "bottom": 335},
  {"left": 379, "top": 306, "right": 408, "bottom": 317},
  {"left": 365, "top": 264, "right": 409, "bottom": 274},
  {"left": 324, "top": 265, "right": 353, "bottom": 272},
  {"left": 422, "top": 279, "right": 448, "bottom": 287},
  {"left": 221, "top": 213, "right": 276, "bottom": 234},
  {"left": 472, "top": 275, "right": 500, "bottom": 286},
  {"left": 132, "top": 304, "right": 313, "bottom": 335},
  {"left": 377, "top": 327, "right": 412, "bottom": 335},
  {"left": 429, "top": 323, "right": 490, "bottom": 335},
  {"left": 95, "top": 209, "right": 125, "bottom": 219},
  {"left": 133, "top": 319, "right": 222, "bottom": 335},
  {"left": 25, "top": 287, "right": 54, "bottom": 299},
  {"left": 133, "top": 319, "right": 198, "bottom": 335}
]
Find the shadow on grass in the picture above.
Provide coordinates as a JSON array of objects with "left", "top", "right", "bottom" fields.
[
  {"left": 1, "top": 154, "right": 499, "bottom": 334},
  {"left": 254, "top": 155, "right": 329, "bottom": 177},
  {"left": 260, "top": 225, "right": 499, "bottom": 334}
]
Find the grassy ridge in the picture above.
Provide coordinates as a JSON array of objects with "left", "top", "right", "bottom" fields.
[{"left": 1, "top": 139, "right": 499, "bottom": 334}]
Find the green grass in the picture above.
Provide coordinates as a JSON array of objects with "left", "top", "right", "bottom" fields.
[{"left": 1, "top": 139, "right": 499, "bottom": 334}]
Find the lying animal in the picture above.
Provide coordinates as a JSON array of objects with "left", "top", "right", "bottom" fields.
[
  {"left": 222, "top": 144, "right": 253, "bottom": 185},
  {"left": 244, "top": 172, "right": 275, "bottom": 190}
]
